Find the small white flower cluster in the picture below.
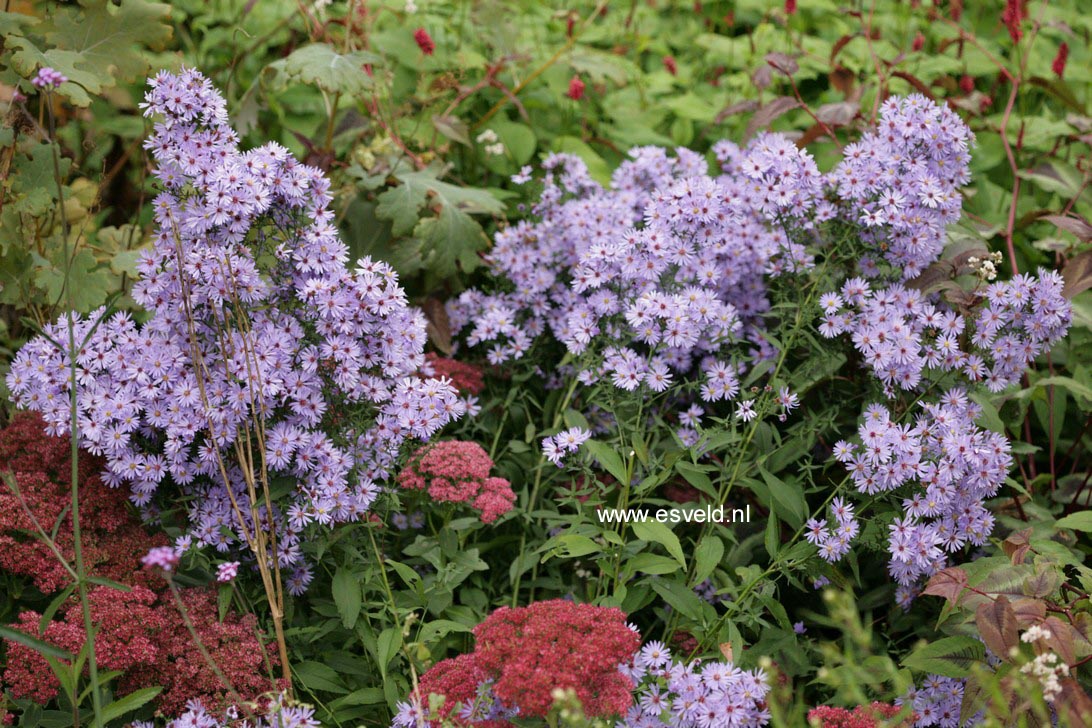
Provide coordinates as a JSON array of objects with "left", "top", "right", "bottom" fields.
[
  {"left": 1020, "top": 651, "right": 1069, "bottom": 703},
  {"left": 966, "top": 251, "right": 1003, "bottom": 281},
  {"left": 1021, "top": 623, "right": 1052, "bottom": 643},
  {"left": 476, "top": 129, "right": 505, "bottom": 156},
  {"left": 405, "top": 0, "right": 418, "bottom": 13}
]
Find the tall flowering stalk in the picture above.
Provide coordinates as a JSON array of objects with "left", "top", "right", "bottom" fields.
[{"left": 8, "top": 69, "right": 465, "bottom": 686}]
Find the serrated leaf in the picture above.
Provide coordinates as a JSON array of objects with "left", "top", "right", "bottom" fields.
[
  {"left": 414, "top": 205, "right": 487, "bottom": 277},
  {"left": 376, "top": 184, "right": 428, "bottom": 236},
  {"left": 631, "top": 520, "right": 686, "bottom": 569},
  {"left": 902, "top": 636, "right": 986, "bottom": 678},
  {"left": 974, "top": 595, "right": 1018, "bottom": 659},
  {"left": 268, "top": 43, "right": 380, "bottom": 95},
  {"left": 923, "top": 567, "right": 969, "bottom": 604}
]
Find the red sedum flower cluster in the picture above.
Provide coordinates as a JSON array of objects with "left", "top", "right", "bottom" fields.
[
  {"left": 807, "top": 702, "right": 913, "bottom": 727},
  {"left": 397, "top": 440, "right": 515, "bottom": 523},
  {"left": 0, "top": 414, "right": 279, "bottom": 715},
  {"left": 471, "top": 599, "right": 641, "bottom": 718}
]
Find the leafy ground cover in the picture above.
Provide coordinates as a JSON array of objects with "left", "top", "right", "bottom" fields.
[{"left": 1, "top": 1, "right": 1092, "bottom": 726}]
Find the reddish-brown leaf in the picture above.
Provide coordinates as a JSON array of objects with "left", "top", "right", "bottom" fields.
[
  {"left": 1044, "top": 214, "right": 1092, "bottom": 242},
  {"left": 1058, "top": 679, "right": 1092, "bottom": 726},
  {"left": 1062, "top": 250, "right": 1092, "bottom": 299},
  {"left": 1010, "top": 598, "right": 1046, "bottom": 627},
  {"left": 890, "top": 70, "right": 935, "bottom": 99},
  {"left": 1002, "top": 528, "right": 1032, "bottom": 565},
  {"left": 975, "top": 595, "right": 1019, "bottom": 660},
  {"left": 815, "top": 101, "right": 858, "bottom": 126},
  {"left": 1044, "top": 616, "right": 1078, "bottom": 666},
  {"left": 714, "top": 99, "right": 759, "bottom": 125},
  {"left": 745, "top": 97, "right": 801, "bottom": 139},
  {"left": 765, "top": 52, "right": 798, "bottom": 77},
  {"left": 831, "top": 35, "right": 855, "bottom": 62},
  {"left": 422, "top": 297, "right": 452, "bottom": 355},
  {"left": 923, "top": 566, "right": 969, "bottom": 604}
]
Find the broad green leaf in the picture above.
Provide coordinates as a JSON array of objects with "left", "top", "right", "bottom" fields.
[
  {"left": 626, "top": 553, "right": 684, "bottom": 575},
  {"left": 268, "top": 43, "right": 380, "bottom": 95},
  {"left": 583, "top": 439, "right": 629, "bottom": 484},
  {"left": 375, "top": 183, "right": 428, "bottom": 236},
  {"left": 332, "top": 568, "right": 362, "bottom": 630},
  {"left": 650, "top": 579, "right": 704, "bottom": 621},
  {"left": 376, "top": 626, "right": 402, "bottom": 678},
  {"left": 551, "top": 136, "right": 612, "bottom": 186},
  {"left": 692, "top": 535, "right": 724, "bottom": 585},
  {"left": 294, "top": 660, "right": 348, "bottom": 694},
  {"left": 759, "top": 466, "right": 805, "bottom": 529},
  {"left": 1056, "top": 511, "right": 1092, "bottom": 532},
  {"left": 902, "top": 636, "right": 986, "bottom": 678},
  {"left": 414, "top": 205, "right": 488, "bottom": 277},
  {"left": 632, "top": 520, "right": 686, "bottom": 569}
]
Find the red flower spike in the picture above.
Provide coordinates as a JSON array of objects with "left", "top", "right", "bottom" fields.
[
  {"left": 414, "top": 27, "right": 435, "bottom": 55},
  {"left": 1001, "top": 0, "right": 1023, "bottom": 42},
  {"left": 1052, "top": 42, "right": 1069, "bottom": 78},
  {"left": 912, "top": 32, "right": 925, "bottom": 51},
  {"left": 567, "top": 75, "right": 585, "bottom": 100},
  {"left": 663, "top": 55, "right": 678, "bottom": 75}
]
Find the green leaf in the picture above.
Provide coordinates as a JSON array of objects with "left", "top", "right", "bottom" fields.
[
  {"left": 551, "top": 136, "right": 612, "bottom": 186},
  {"left": 650, "top": 579, "right": 704, "bottom": 621},
  {"left": 583, "top": 440, "right": 628, "bottom": 484},
  {"left": 0, "top": 623, "right": 74, "bottom": 661},
  {"left": 414, "top": 205, "right": 488, "bottom": 277},
  {"left": 294, "top": 660, "right": 348, "bottom": 694},
  {"left": 375, "top": 181, "right": 428, "bottom": 236},
  {"left": 692, "top": 535, "right": 724, "bottom": 585},
  {"left": 1056, "top": 511, "right": 1092, "bottom": 532},
  {"left": 267, "top": 43, "right": 380, "bottom": 95},
  {"left": 8, "top": 1, "right": 171, "bottom": 107},
  {"left": 626, "top": 553, "right": 684, "bottom": 575},
  {"left": 759, "top": 466, "right": 805, "bottom": 529},
  {"left": 100, "top": 686, "right": 162, "bottom": 725},
  {"left": 547, "top": 533, "right": 602, "bottom": 559},
  {"left": 332, "top": 568, "right": 362, "bottom": 630},
  {"left": 33, "top": 248, "right": 112, "bottom": 312},
  {"left": 631, "top": 520, "right": 686, "bottom": 569},
  {"left": 490, "top": 120, "right": 537, "bottom": 165},
  {"left": 902, "top": 636, "right": 986, "bottom": 678},
  {"left": 376, "top": 626, "right": 402, "bottom": 678}
]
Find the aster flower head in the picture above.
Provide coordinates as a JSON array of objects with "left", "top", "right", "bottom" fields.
[{"left": 7, "top": 68, "right": 463, "bottom": 589}]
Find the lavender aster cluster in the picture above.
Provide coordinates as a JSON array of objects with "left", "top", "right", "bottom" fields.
[
  {"left": 819, "top": 270, "right": 1070, "bottom": 397},
  {"left": 448, "top": 143, "right": 790, "bottom": 384},
  {"left": 542, "top": 426, "right": 592, "bottom": 466},
  {"left": 804, "top": 497, "right": 859, "bottom": 563},
  {"left": 898, "top": 676, "right": 970, "bottom": 727},
  {"left": 831, "top": 391, "right": 1012, "bottom": 606},
  {"left": 831, "top": 95, "right": 972, "bottom": 278},
  {"left": 618, "top": 642, "right": 770, "bottom": 727},
  {"left": 6, "top": 69, "right": 462, "bottom": 587}
]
